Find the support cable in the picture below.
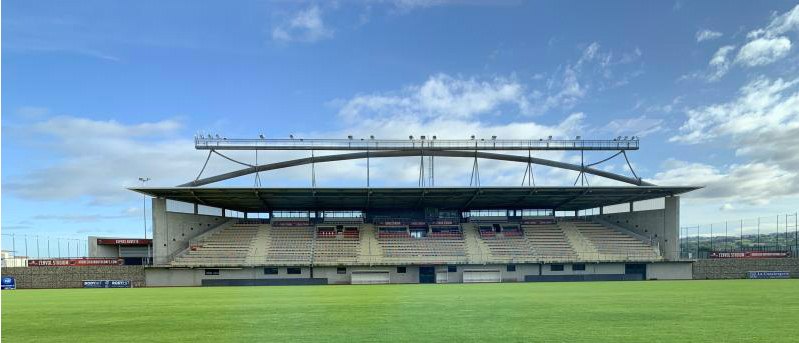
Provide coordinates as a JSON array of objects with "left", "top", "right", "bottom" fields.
[
  {"left": 586, "top": 150, "right": 623, "bottom": 167},
  {"left": 212, "top": 150, "right": 254, "bottom": 168},
  {"left": 254, "top": 150, "right": 262, "bottom": 187},
  {"left": 622, "top": 150, "right": 641, "bottom": 181},
  {"left": 521, "top": 149, "right": 536, "bottom": 187},
  {"left": 195, "top": 150, "right": 213, "bottom": 181},
  {"left": 470, "top": 144, "right": 481, "bottom": 187}
]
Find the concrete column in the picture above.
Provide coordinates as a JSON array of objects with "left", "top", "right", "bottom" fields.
[
  {"left": 629, "top": 202, "right": 634, "bottom": 212},
  {"left": 193, "top": 203, "right": 199, "bottom": 215},
  {"left": 663, "top": 196, "right": 680, "bottom": 260},
  {"left": 152, "top": 197, "right": 168, "bottom": 265}
]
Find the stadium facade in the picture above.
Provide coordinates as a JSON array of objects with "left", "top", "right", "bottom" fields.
[{"left": 133, "top": 137, "right": 700, "bottom": 286}]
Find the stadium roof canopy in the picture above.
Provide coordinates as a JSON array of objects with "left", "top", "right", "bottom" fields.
[{"left": 130, "top": 186, "right": 700, "bottom": 212}]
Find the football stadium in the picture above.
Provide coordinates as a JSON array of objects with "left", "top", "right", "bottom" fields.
[
  {"left": 4, "top": 1, "right": 799, "bottom": 342},
  {"left": 138, "top": 136, "right": 696, "bottom": 285},
  {"left": 3, "top": 136, "right": 798, "bottom": 342}
]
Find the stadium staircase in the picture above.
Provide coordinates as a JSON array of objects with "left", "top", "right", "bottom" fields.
[
  {"left": 461, "top": 223, "right": 489, "bottom": 264},
  {"left": 357, "top": 224, "right": 382, "bottom": 265},
  {"left": 246, "top": 224, "right": 272, "bottom": 265}
]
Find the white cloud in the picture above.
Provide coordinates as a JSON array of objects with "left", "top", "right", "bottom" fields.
[
  {"left": 708, "top": 45, "right": 736, "bottom": 81},
  {"left": 735, "top": 36, "right": 792, "bottom": 67},
  {"left": 652, "top": 160, "right": 798, "bottom": 205},
  {"left": 690, "top": 5, "right": 799, "bottom": 81},
  {"left": 339, "top": 73, "right": 531, "bottom": 120},
  {"left": 669, "top": 76, "right": 799, "bottom": 205},
  {"left": 672, "top": 77, "right": 799, "bottom": 143},
  {"left": 531, "top": 42, "right": 642, "bottom": 114},
  {"left": 696, "top": 29, "right": 723, "bottom": 42},
  {"left": 601, "top": 116, "right": 664, "bottom": 137},
  {"left": 747, "top": 4, "right": 799, "bottom": 39},
  {"left": 272, "top": 5, "right": 333, "bottom": 43}
]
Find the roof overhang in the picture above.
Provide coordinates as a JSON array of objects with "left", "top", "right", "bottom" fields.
[{"left": 130, "top": 186, "right": 701, "bottom": 212}]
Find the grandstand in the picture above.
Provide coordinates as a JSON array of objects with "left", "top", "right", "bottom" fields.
[{"left": 134, "top": 136, "right": 700, "bottom": 286}]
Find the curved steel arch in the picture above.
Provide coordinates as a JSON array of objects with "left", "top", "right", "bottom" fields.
[{"left": 178, "top": 150, "right": 654, "bottom": 187}]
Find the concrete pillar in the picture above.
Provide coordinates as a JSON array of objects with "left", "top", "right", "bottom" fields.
[
  {"left": 152, "top": 197, "right": 168, "bottom": 265},
  {"left": 663, "top": 196, "right": 680, "bottom": 260},
  {"left": 193, "top": 203, "right": 198, "bottom": 215},
  {"left": 629, "top": 202, "right": 634, "bottom": 212}
]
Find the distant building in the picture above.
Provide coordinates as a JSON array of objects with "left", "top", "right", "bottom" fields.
[
  {"left": 1, "top": 250, "right": 28, "bottom": 267},
  {"left": 88, "top": 237, "right": 152, "bottom": 265}
]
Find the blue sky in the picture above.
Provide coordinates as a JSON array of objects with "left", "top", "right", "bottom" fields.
[{"left": 3, "top": 0, "right": 799, "bottom": 248}]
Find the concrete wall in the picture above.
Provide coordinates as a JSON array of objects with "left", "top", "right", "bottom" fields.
[
  {"left": 152, "top": 198, "right": 230, "bottom": 265},
  {"left": 2, "top": 266, "right": 146, "bottom": 288},
  {"left": 146, "top": 266, "right": 315, "bottom": 287},
  {"left": 145, "top": 261, "right": 693, "bottom": 286},
  {"left": 88, "top": 236, "right": 119, "bottom": 258},
  {"left": 594, "top": 196, "right": 680, "bottom": 260},
  {"left": 693, "top": 258, "right": 799, "bottom": 279},
  {"left": 647, "top": 262, "right": 693, "bottom": 280}
]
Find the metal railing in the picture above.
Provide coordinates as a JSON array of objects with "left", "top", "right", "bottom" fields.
[
  {"left": 195, "top": 137, "right": 639, "bottom": 151},
  {"left": 680, "top": 212, "right": 799, "bottom": 259}
]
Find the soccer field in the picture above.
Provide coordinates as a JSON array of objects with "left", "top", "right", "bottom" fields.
[{"left": 2, "top": 280, "right": 798, "bottom": 342}]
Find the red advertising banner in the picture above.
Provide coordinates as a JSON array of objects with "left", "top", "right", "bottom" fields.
[
  {"left": 709, "top": 251, "right": 792, "bottom": 259},
  {"left": 28, "top": 258, "right": 123, "bottom": 267},
  {"left": 96, "top": 239, "right": 152, "bottom": 246}
]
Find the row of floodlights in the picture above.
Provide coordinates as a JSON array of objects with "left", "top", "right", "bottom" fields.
[{"left": 197, "top": 134, "right": 639, "bottom": 141}]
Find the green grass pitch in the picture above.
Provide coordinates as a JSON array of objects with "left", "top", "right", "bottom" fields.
[{"left": 3, "top": 279, "right": 799, "bottom": 342}]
